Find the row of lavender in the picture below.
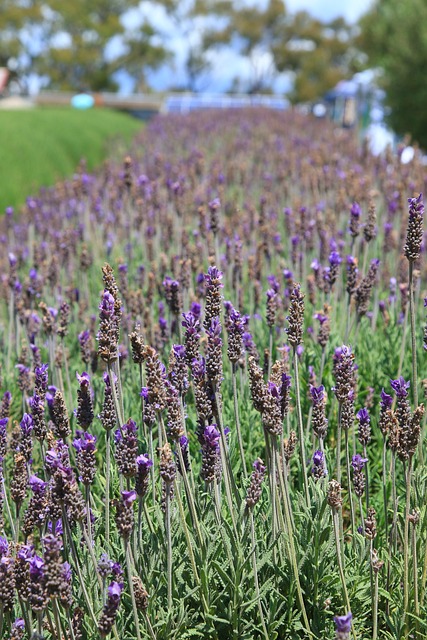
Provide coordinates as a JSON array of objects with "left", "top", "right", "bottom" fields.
[{"left": 0, "top": 108, "right": 426, "bottom": 639}]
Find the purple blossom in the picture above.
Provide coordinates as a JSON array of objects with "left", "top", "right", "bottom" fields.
[
  {"left": 203, "top": 425, "right": 221, "bottom": 448},
  {"left": 204, "top": 266, "right": 223, "bottom": 287},
  {"left": 45, "top": 385, "right": 58, "bottom": 409},
  {"left": 97, "top": 553, "right": 113, "bottom": 578},
  {"left": 356, "top": 408, "right": 370, "bottom": 425},
  {"left": 35, "top": 364, "right": 49, "bottom": 391},
  {"left": 73, "top": 430, "right": 97, "bottom": 453},
  {"left": 208, "top": 197, "right": 221, "bottom": 212},
  {"left": 351, "top": 454, "right": 368, "bottom": 471},
  {"left": 76, "top": 371, "right": 91, "bottom": 388},
  {"left": 190, "top": 301, "right": 201, "bottom": 319},
  {"left": 313, "top": 312, "right": 328, "bottom": 324},
  {"left": 266, "top": 288, "right": 277, "bottom": 301},
  {"left": 28, "top": 554, "right": 45, "bottom": 579},
  {"left": 329, "top": 251, "right": 342, "bottom": 266},
  {"left": 181, "top": 311, "right": 200, "bottom": 335},
  {"left": 29, "top": 475, "right": 47, "bottom": 493},
  {"left": 121, "top": 490, "right": 137, "bottom": 506},
  {"left": 78, "top": 330, "right": 90, "bottom": 346},
  {"left": 139, "top": 386, "right": 149, "bottom": 400},
  {"left": 11, "top": 619, "right": 25, "bottom": 631},
  {"left": 20, "top": 413, "right": 33, "bottom": 435},
  {"left": 0, "top": 536, "right": 9, "bottom": 556},
  {"left": 111, "top": 563, "right": 123, "bottom": 578},
  {"left": 267, "top": 274, "right": 280, "bottom": 293},
  {"left": 172, "top": 344, "right": 186, "bottom": 359},
  {"left": 310, "top": 385, "right": 325, "bottom": 404},
  {"left": 136, "top": 454, "right": 153, "bottom": 472},
  {"left": 253, "top": 459, "right": 266, "bottom": 474},
  {"left": 108, "top": 581, "right": 124, "bottom": 601},
  {"left": 312, "top": 450, "right": 324, "bottom": 466},
  {"left": 380, "top": 389, "right": 393, "bottom": 411},
  {"left": 99, "top": 290, "right": 115, "bottom": 319},
  {"left": 390, "top": 376, "right": 410, "bottom": 398},
  {"left": 191, "top": 357, "right": 206, "bottom": 378},
  {"left": 408, "top": 192, "right": 424, "bottom": 216},
  {"left": 350, "top": 203, "right": 361, "bottom": 217},
  {"left": 334, "top": 612, "right": 353, "bottom": 634}
]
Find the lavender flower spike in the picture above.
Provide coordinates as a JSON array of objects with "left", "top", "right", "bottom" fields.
[{"left": 404, "top": 192, "right": 424, "bottom": 261}]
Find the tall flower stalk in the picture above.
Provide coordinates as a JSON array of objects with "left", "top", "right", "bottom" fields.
[
  {"left": 404, "top": 193, "right": 423, "bottom": 409},
  {"left": 286, "top": 283, "right": 310, "bottom": 507},
  {"left": 328, "top": 481, "right": 355, "bottom": 640}
]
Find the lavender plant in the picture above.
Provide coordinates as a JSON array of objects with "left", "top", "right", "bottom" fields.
[{"left": 0, "top": 108, "right": 426, "bottom": 639}]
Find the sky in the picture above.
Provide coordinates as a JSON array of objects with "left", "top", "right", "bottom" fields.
[
  {"left": 120, "top": 0, "right": 375, "bottom": 94},
  {"left": 286, "top": 0, "right": 373, "bottom": 23}
]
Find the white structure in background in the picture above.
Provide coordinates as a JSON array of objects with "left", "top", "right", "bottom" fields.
[
  {"left": 164, "top": 93, "right": 289, "bottom": 113},
  {"left": 325, "top": 69, "right": 396, "bottom": 155}
]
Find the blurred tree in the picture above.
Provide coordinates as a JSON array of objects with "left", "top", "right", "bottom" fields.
[
  {"left": 272, "top": 12, "right": 358, "bottom": 103},
  {"left": 209, "top": 3, "right": 357, "bottom": 99},
  {"left": 207, "top": 0, "right": 286, "bottom": 94},
  {"left": 35, "top": 0, "right": 169, "bottom": 91},
  {"left": 153, "top": 0, "right": 234, "bottom": 92},
  {"left": 0, "top": 0, "right": 45, "bottom": 92},
  {"left": 358, "top": 0, "right": 427, "bottom": 147}
]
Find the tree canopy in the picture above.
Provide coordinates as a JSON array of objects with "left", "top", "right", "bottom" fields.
[
  {"left": 0, "top": 0, "right": 359, "bottom": 99},
  {"left": 358, "top": 0, "right": 427, "bottom": 148}
]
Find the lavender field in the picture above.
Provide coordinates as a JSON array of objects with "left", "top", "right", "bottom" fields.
[{"left": 0, "top": 108, "right": 426, "bottom": 639}]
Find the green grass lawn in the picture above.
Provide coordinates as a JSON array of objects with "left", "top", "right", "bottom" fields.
[{"left": 0, "top": 106, "right": 143, "bottom": 212}]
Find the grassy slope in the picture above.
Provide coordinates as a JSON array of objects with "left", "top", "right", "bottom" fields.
[{"left": 0, "top": 107, "right": 143, "bottom": 212}]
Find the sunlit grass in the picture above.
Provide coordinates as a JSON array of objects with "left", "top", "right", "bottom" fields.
[{"left": 0, "top": 106, "right": 143, "bottom": 212}]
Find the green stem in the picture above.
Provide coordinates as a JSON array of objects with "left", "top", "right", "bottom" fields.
[
  {"left": 390, "top": 452, "right": 397, "bottom": 550},
  {"left": 125, "top": 538, "right": 142, "bottom": 640},
  {"left": 176, "top": 445, "right": 204, "bottom": 548},
  {"left": 67, "top": 609, "right": 77, "bottom": 640},
  {"left": 108, "top": 362, "right": 123, "bottom": 427},
  {"left": 337, "top": 403, "right": 342, "bottom": 485},
  {"left": 408, "top": 261, "right": 418, "bottom": 408},
  {"left": 332, "top": 508, "right": 356, "bottom": 640},
  {"left": 249, "top": 509, "right": 269, "bottom": 640},
  {"left": 144, "top": 612, "right": 157, "bottom": 640},
  {"left": 382, "top": 437, "right": 388, "bottom": 543},
  {"left": 270, "top": 435, "right": 278, "bottom": 560},
  {"left": 165, "top": 482, "right": 173, "bottom": 610},
  {"left": 413, "top": 522, "right": 419, "bottom": 624},
  {"left": 2, "top": 476, "right": 16, "bottom": 540},
  {"left": 403, "top": 457, "right": 413, "bottom": 628},
  {"left": 395, "top": 305, "right": 409, "bottom": 403},
  {"left": 363, "top": 444, "right": 370, "bottom": 511},
  {"left": 213, "top": 389, "right": 239, "bottom": 536},
  {"left": 6, "top": 291, "right": 14, "bottom": 378},
  {"left": 373, "top": 567, "right": 379, "bottom": 640},
  {"left": 61, "top": 508, "right": 98, "bottom": 628},
  {"left": 52, "top": 598, "right": 63, "bottom": 640},
  {"left": 232, "top": 363, "right": 247, "bottom": 478},
  {"left": 293, "top": 348, "right": 311, "bottom": 508},
  {"left": 345, "top": 429, "right": 356, "bottom": 537},
  {"left": 276, "top": 447, "right": 312, "bottom": 637},
  {"left": 105, "top": 428, "right": 111, "bottom": 549},
  {"left": 148, "top": 424, "right": 156, "bottom": 503}
]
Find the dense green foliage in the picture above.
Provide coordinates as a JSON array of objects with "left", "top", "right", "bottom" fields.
[{"left": 0, "top": 107, "right": 142, "bottom": 212}]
